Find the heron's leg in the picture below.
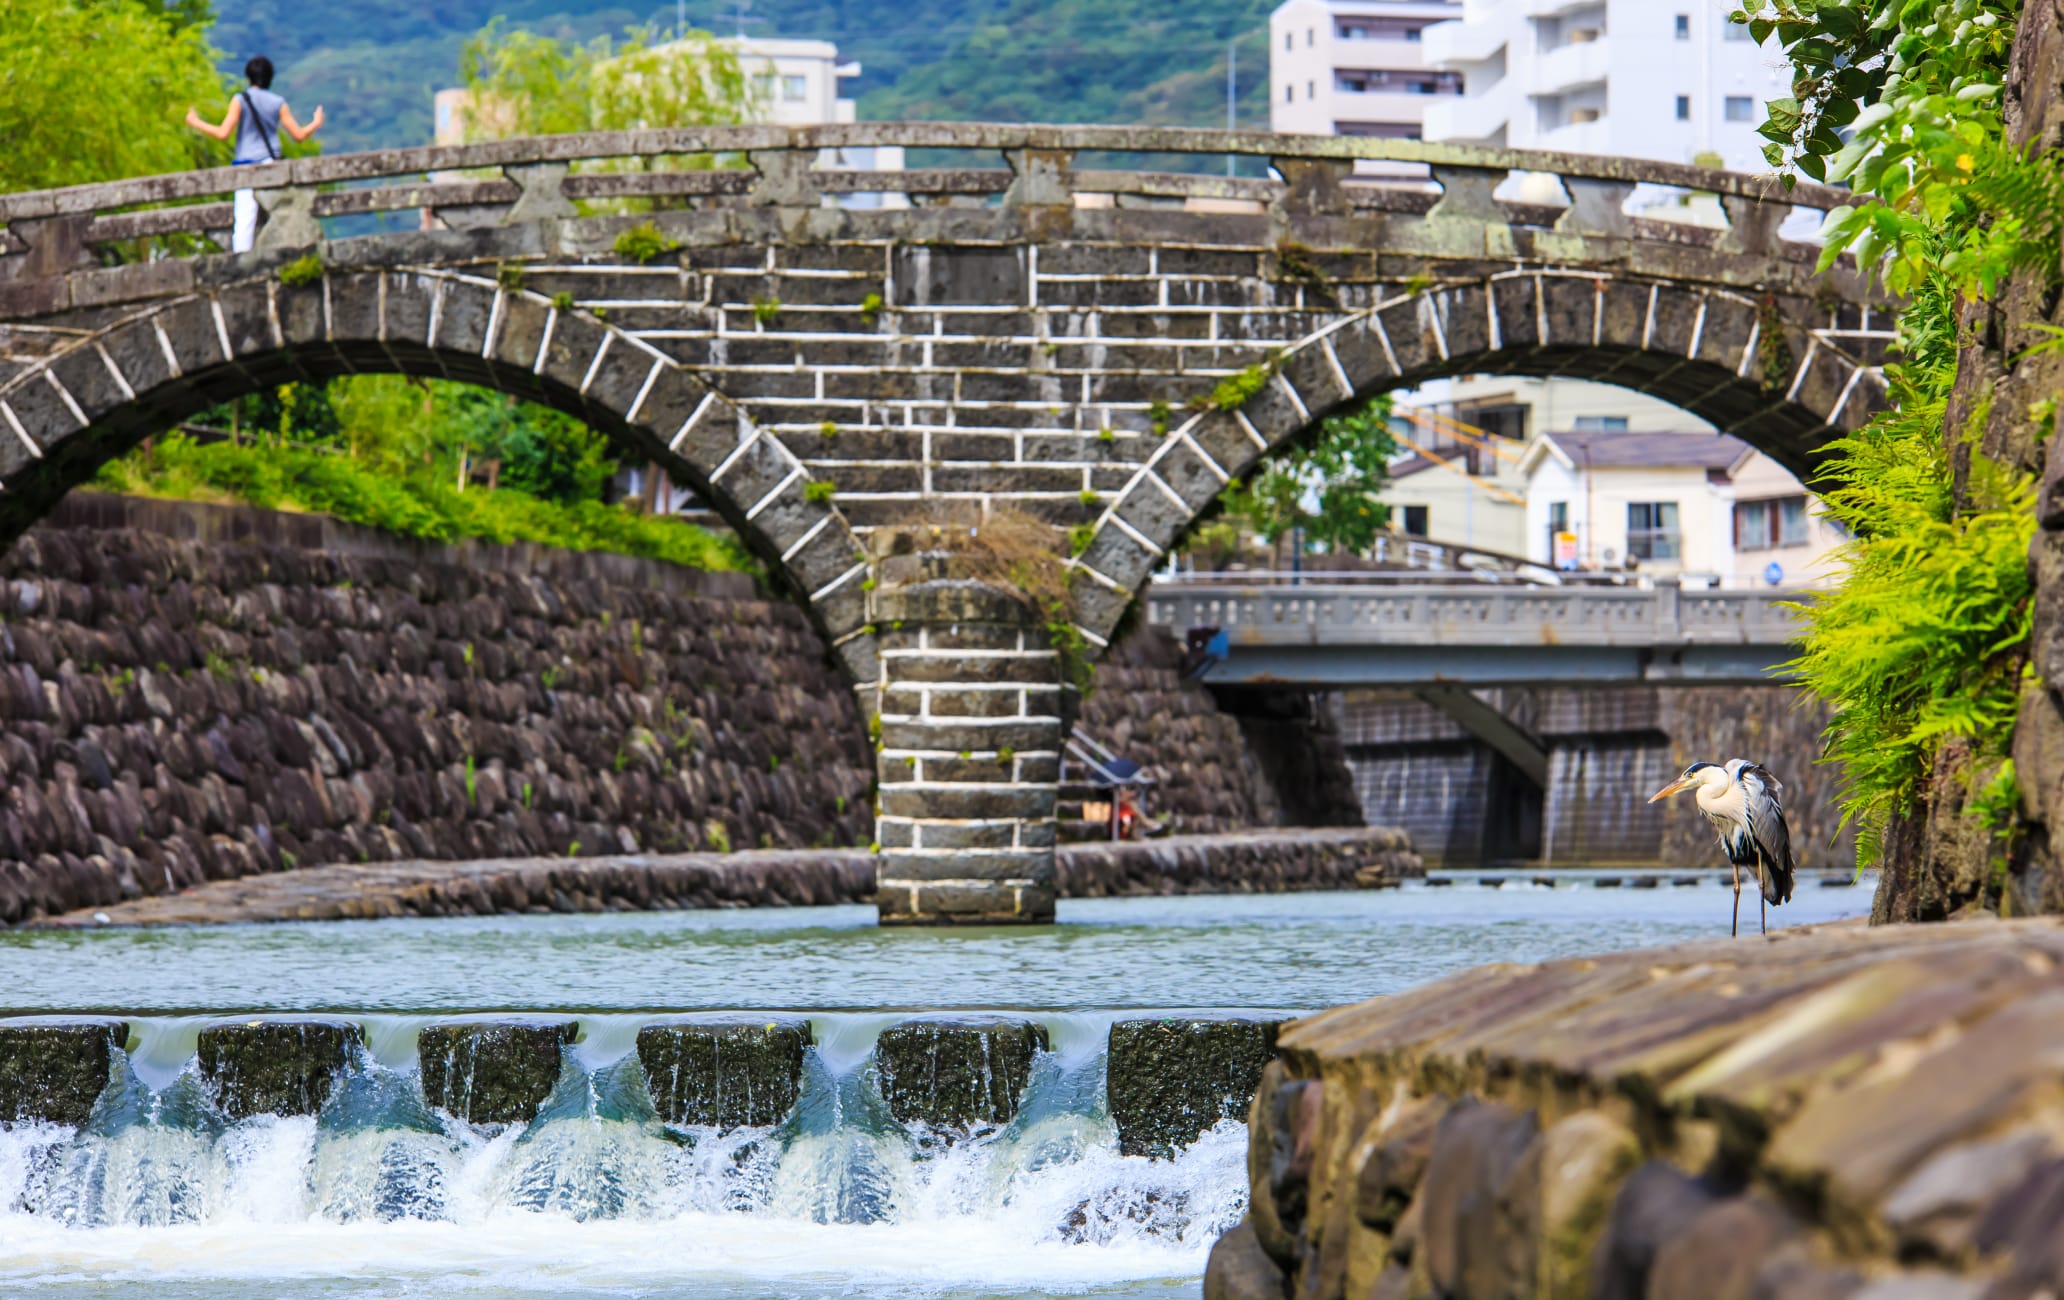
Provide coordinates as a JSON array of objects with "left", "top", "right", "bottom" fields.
[
  {"left": 1731, "top": 862, "right": 1741, "bottom": 938},
  {"left": 1761, "top": 890, "right": 1767, "bottom": 935}
]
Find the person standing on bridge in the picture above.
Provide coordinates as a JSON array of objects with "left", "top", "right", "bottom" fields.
[{"left": 184, "top": 58, "right": 325, "bottom": 253}]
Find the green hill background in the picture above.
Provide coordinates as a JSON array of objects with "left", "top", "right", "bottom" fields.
[{"left": 212, "top": 0, "right": 1278, "bottom": 156}]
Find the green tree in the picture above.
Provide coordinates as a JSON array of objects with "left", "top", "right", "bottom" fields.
[
  {"left": 456, "top": 21, "right": 758, "bottom": 144},
  {"left": 0, "top": 0, "right": 228, "bottom": 193},
  {"left": 1220, "top": 396, "right": 1397, "bottom": 555}
]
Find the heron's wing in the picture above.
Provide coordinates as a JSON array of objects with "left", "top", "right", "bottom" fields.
[{"left": 1739, "top": 763, "right": 1797, "bottom": 888}]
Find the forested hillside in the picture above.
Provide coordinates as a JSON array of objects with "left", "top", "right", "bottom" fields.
[{"left": 208, "top": 0, "right": 1275, "bottom": 155}]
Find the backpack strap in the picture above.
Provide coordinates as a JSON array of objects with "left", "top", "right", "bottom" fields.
[{"left": 239, "top": 90, "right": 280, "bottom": 161}]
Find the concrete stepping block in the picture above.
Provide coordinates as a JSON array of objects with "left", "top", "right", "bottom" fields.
[
  {"left": 418, "top": 1020, "right": 577, "bottom": 1125},
  {"left": 1105, "top": 1015, "right": 1285, "bottom": 1159},
  {"left": 197, "top": 1018, "right": 363, "bottom": 1118},
  {"left": 0, "top": 1019, "right": 128, "bottom": 1127},
  {"left": 874, "top": 1017, "right": 1048, "bottom": 1131},
  {"left": 636, "top": 1016, "right": 814, "bottom": 1129}
]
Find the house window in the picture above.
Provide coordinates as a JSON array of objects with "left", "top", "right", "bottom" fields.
[
  {"left": 781, "top": 74, "right": 808, "bottom": 102},
  {"left": 1725, "top": 96, "right": 1755, "bottom": 121},
  {"left": 1572, "top": 415, "right": 1628, "bottom": 431},
  {"left": 1627, "top": 502, "right": 1681, "bottom": 562},
  {"left": 1286, "top": 84, "right": 1295, "bottom": 103},
  {"left": 1308, "top": 27, "right": 1315, "bottom": 46},
  {"left": 1734, "top": 495, "right": 1811, "bottom": 549},
  {"left": 1285, "top": 32, "right": 1293, "bottom": 51},
  {"left": 1675, "top": 96, "right": 1691, "bottom": 121},
  {"left": 1675, "top": 14, "right": 1690, "bottom": 39},
  {"left": 1308, "top": 79, "right": 1317, "bottom": 99},
  {"left": 1547, "top": 501, "right": 1570, "bottom": 562},
  {"left": 1402, "top": 505, "right": 1430, "bottom": 537}
]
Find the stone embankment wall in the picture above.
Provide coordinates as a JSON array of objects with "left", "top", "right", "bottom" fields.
[
  {"left": 1341, "top": 687, "right": 1853, "bottom": 869},
  {"left": 1207, "top": 919, "right": 2064, "bottom": 1300},
  {"left": 0, "top": 498, "right": 1378, "bottom": 924},
  {"left": 34, "top": 827, "right": 1421, "bottom": 926},
  {"left": 0, "top": 497, "right": 875, "bottom": 924}
]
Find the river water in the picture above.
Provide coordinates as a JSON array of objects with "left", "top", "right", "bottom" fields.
[{"left": 0, "top": 878, "right": 1873, "bottom": 1299}]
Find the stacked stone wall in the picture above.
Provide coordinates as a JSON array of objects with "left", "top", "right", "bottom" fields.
[{"left": 0, "top": 498, "right": 877, "bottom": 924}]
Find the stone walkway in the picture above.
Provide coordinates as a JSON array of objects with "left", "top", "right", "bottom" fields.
[{"left": 28, "top": 827, "right": 1420, "bottom": 927}]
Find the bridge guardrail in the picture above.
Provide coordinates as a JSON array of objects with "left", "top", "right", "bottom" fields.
[
  {"left": 0, "top": 122, "right": 1855, "bottom": 267},
  {"left": 1145, "top": 583, "right": 1808, "bottom": 648}
]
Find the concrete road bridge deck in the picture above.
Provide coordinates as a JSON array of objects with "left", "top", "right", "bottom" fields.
[{"left": 0, "top": 123, "right": 1885, "bottom": 924}]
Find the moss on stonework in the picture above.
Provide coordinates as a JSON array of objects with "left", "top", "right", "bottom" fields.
[
  {"left": 874, "top": 1017, "right": 1048, "bottom": 1132},
  {"left": 197, "top": 1019, "right": 363, "bottom": 1118},
  {"left": 1105, "top": 1016, "right": 1283, "bottom": 1159},
  {"left": 0, "top": 1020, "right": 127, "bottom": 1127},
  {"left": 417, "top": 1020, "right": 577, "bottom": 1125},
  {"left": 636, "top": 1016, "right": 813, "bottom": 1129}
]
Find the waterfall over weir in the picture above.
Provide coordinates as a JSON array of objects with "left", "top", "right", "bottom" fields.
[{"left": 0, "top": 1012, "right": 1259, "bottom": 1298}]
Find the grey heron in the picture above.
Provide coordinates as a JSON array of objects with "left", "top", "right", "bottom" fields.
[{"left": 1649, "top": 759, "right": 1796, "bottom": 935}]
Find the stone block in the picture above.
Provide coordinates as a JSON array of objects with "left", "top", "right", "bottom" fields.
[
  {"left": 1106, "top": 1015, "right": 1283, "bottom": 1159},
  {"left": 879, "top": 846, "right": 1054, "bottom": 882},
  {"left": 873, "top": 1016, "right": 1049, "bottom": 1130},
  {"left": 197, "top": 1017, "right": 363, "bottom": 1118},
  {"left": 0, "top": 1019, "right": 126, "bottom": 1127},
  {"left": 1205, "top": 1218, "right": 1292, "bottom": 1300},
  {"left": 417, "top": 1019, "right": 577, "bottom": 1125},
  {"left": 636, "top": 1015, "right": 813, "bottom": 1130},
  {"left": 892, "top": 246, "right": 1026, "bottom": 307}
]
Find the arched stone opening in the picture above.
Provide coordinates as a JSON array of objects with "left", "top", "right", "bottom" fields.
[{"left": 0, "top": 268, "right": 879, "bottom": 685}]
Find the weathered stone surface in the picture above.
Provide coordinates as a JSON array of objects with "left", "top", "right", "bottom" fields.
[
  {"left": 873, "top": 1017, "right": 1048, "bottom": 1131},
  {"left": 196, "top": 1018, "right": 362, "bottom": 1118},
  {"left": 635, "top": 1015, "right": 813, "bottom": 1130},
  {"left": 1216, "top": 919, "right": 2064, "bottom": 1299},
  {"left": 1204, "top": 1218, "right": 1290, "bottom": 1300},
  {"left": 0, "top": 1018, "right": 125, "bottom": 1126},
  {"left": 1106, "top": 1015, "right": 1283, "bottom": 1158},
  {"left": 417, "top": 1019, "right": 576, "bottom": 1125}
]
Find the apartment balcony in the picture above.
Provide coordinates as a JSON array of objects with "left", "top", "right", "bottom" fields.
[
  {"left": 1527, "top": 36, "right": 1609, "bottom": 97},
  {"left": 1538, "top": 117, "right": 1611, "bottom": 154},
  {"left": 1524, "top": 0, "right": 1606, "bottom": 18},
  {"left": 1327, "top": 88, "right": 1450, "bottom": 125},
  {"left": 1422, "top": 15, "right": 1507, "bottom": 66},
  {"left": 1424, "top": 89, "right": 1514, "bottom": 145}
]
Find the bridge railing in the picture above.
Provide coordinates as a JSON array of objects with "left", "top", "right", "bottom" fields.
[
  {"left": 0, "top": 122, "right": 1855, "bottom": 270},
  {"left": 1145, "top": 582, "right": 1807, "bottom": 647}
]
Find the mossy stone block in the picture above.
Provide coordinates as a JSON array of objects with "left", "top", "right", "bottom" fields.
[
  {"left": 197, "top": 1018, "right": 364, "bottom": 1118},
  {"left": 417, "top": 1020, "right": 576, "bottom": 1125},
  {"left": 874, "top": 1017, "right": 1048, "bottom": 1131},
  {"left": 0, "top": 1020, "right": 127, "bottom": 1127},
  {"left": 1106, "top": 1016, "right": 1283, "bottom": 1158},
  {"left": 636, "top": 1016, "right": 813, "bottom": 1130}
]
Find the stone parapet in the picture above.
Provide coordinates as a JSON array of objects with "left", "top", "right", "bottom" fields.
[{"left": 1208, "top": 918, "right": 2064, "bottom": 1300}]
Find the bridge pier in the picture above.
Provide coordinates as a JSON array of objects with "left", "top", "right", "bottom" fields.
[{"left": 871, "top": 538, "right": 1067, "bottom": 926}]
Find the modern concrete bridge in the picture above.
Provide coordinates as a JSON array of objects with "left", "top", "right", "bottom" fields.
[
  {"left": 1148, "top": 579, "right": 1804, "bottom": 687},
  {"left": 0, "top": 123, "right": 1887, "bottom": 924}
]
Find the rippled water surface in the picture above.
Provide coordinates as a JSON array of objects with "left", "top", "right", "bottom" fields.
[
  {"left": 0, "top": 877, "right": 1874, "bottom": 1016},
  {"left": 0, "top": 878, "right": 1875, "bottom": 1297}
]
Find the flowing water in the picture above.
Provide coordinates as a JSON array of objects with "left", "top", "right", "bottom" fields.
[{"left": 0, "top": 879, "right": 1874, "bottom": 1297}]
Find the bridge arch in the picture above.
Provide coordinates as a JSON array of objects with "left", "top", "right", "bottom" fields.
[
  {"left": 1063, "top": 269, "right": 1890, "bottom": 642},
  {"left": 0, "top": 266, "right": 878, "bottom": 682}
]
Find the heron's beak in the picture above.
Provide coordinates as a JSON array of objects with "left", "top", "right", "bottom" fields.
[{"left": 1648, "top": 776, "right": 1693, "bottom": 804}]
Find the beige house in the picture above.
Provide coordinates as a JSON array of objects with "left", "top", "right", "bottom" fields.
[{"left": 1514, "top": 430, "right": 1844, "bottom": 586}]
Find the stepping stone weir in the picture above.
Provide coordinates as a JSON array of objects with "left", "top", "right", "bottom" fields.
[
  {"left": 0, "top": 1019, "right": 127, "bottom": 1127},
  {"left": 636, "top": 1016, "right": 814, "bottom": 1129},
  {"left": 417, "top": 1020, "right": 577, "bottom": 1125},
  {"left": 873, "top": 1017, "right": 1048, "bottom": 1131},
  {"left": 197, "top": 1019, "right": 363, "bottom": 1118},
  {"left": 1105, "top": 1016, "right": 1285, "bottom": 1159}
]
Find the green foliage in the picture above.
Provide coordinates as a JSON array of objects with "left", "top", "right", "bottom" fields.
[
  {"left": 551, "top": 291, "right": 576, "bottom": 312},
  {"left": 496, "top": 262, "right": 526, "bottom": 291},
  {"left": 1206, "top": 353, "right": 1282, "bottom": 411},
  {"left": 0, "top": 0, "right": 227, "bottom": 195},
  {"left": 1148, "top": 399, "right": 1173, "bottom": 437},
  {"left": 803, "top": 480, "right": 837, "bottom": 505},
  {"left": 819, "top": 422, "right": 840, "bottom": 440},
  {"left": 704, "top": 819, "right": 731, "bottom": 853},
  {"left": 1067, "top": 523, "right": 1096, "bottom": 557},
  {"left": 752, "top": 297, "right": 783, "bottom": 327},
  {"left": 860, "top": 292, "right": 885, "bottom": 322},
  {"left": 1785, "top": 274, "right": 2035, "bottom": 868},
  {"left": 464, "top": 753, "right": 478, "bottom": 804},
  {"left": 613, "top": 222, "right": 682, "bottom": 265},
  {"left": 1219, "top": 395, "right": 1397, "bottom": 555},
  {"left": 95, "top": 433, "right": 753, "bottom": 574},
  {"left": 1272, "top": 241, "right": 1338, "bottom": 308},
  {"left": 278, "top": 253, "right": 325, "bottom": 287},
  {"left": 1077, "top": 490, "right": 1102, "bottom": 508}
]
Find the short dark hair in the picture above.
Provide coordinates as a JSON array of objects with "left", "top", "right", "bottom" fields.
[{"left": 245, "top": 56, "right": 273, "bottom": 88}]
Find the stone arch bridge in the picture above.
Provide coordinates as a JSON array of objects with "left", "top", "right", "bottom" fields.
[{"left": 0, "top": 123, "right": 1891, "bottom": 925}]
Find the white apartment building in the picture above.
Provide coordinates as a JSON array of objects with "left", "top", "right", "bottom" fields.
[
  {"left": 1270, "top": 0, "right": 1465, "bottom": 141},
  {"left": 1420, "top": 0, "right": 1789, "bottom": 173}
]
